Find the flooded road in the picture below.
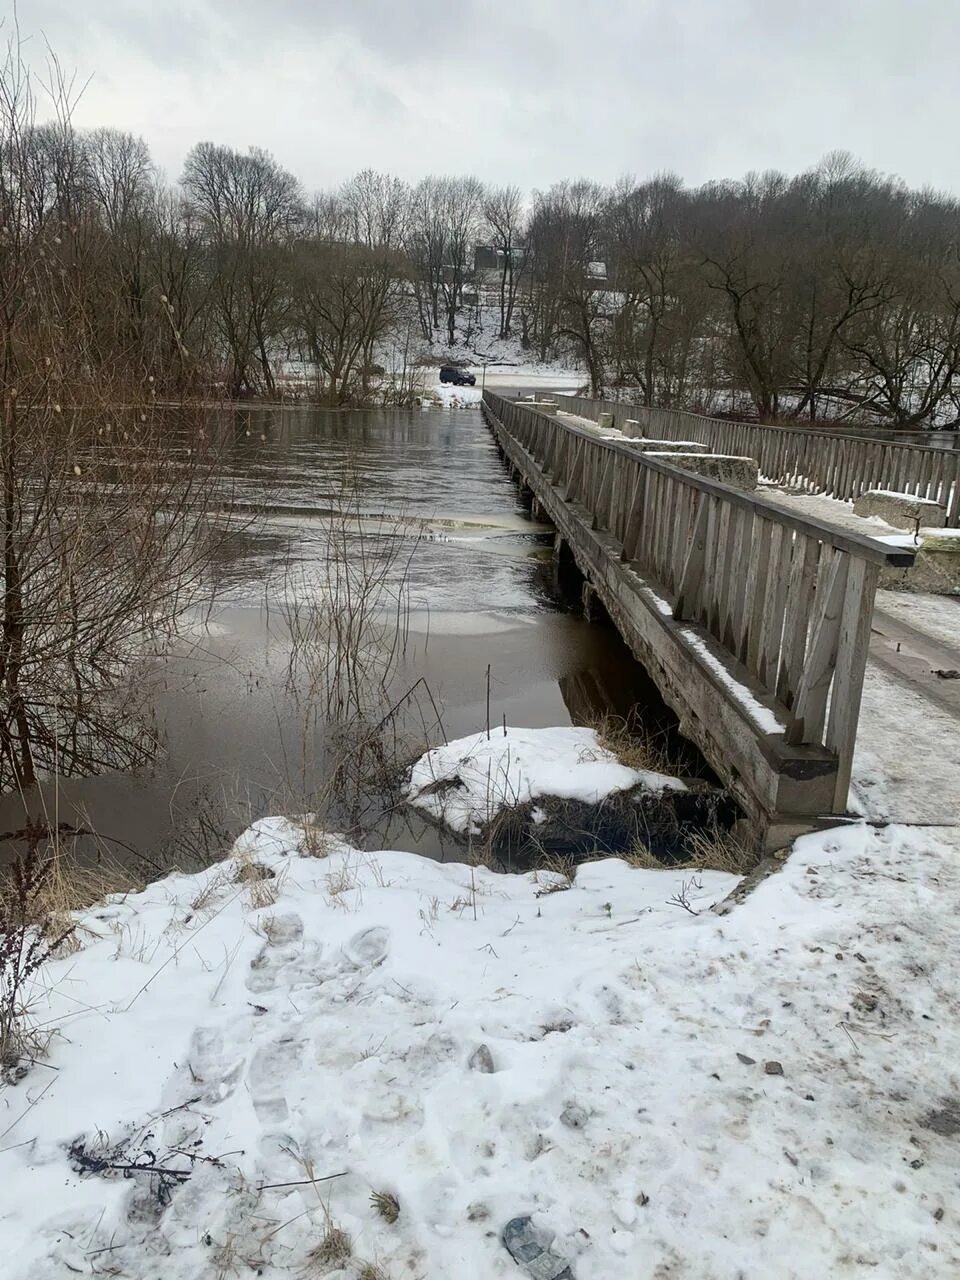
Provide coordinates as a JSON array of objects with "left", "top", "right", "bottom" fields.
[{"left": 0, "top": 404, "right": 693, "bottom": 875}]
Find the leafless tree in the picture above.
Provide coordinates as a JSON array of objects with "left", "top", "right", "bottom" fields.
[
  {"left": 182, "top": 142, "right": 302, "bottom": 396},
  {"left": 484, "top": 184, "right": 527, "bottom": 339},
  {"left": 0, "top": 32, "right": 219, "bottom": 793},
  {"left": 294, "top": 240, "right": 405, "bottom": 404},
  {"left": 438, "top": 176, "right": 483, "bottom": 348}
]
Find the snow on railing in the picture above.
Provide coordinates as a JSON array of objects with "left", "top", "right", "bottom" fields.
[{"left": 558, "top": 393, "right": 960, "bottom": 528}]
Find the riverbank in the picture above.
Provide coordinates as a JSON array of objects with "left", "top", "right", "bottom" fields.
[{"left": 2, "top": 816, "right": 958, "bottom": 1278}]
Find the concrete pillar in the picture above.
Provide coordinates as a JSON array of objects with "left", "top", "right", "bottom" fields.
[
  {"left": 623, "top": 419, "right": 644, "bottom": 438},
  {"left": 597, "top": 411, "right": 614, "bottom": 430},
  {"left": 581, "top": 581, "right": 611, "bottom": 625}
]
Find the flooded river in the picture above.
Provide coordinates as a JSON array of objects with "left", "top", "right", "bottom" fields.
[{"left": 1, "top": 404, "right": 693, "bottom": 875}]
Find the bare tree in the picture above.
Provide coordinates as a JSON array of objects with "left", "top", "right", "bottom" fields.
[
  {"left": 405, "top": 176, "right": 448, "bottom": 342},
  {"left": 341, "top": 169, "right": 409, "bottom": 251},
  {"left": 294, "top": 240, "right": 405, "bottom": 405},
  {"left": 182, "top": 142, "right": 302, "bottom": 396},
  {"left": 0, "top": 33, "right": 219, "bottom": 791},
  {"left": 439, "top": 176, "right": 483, "bottom": 347},
  {"left": 484, "top": 184, "right": 526, "bottom": 339}
]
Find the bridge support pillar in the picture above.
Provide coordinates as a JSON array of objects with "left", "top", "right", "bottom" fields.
[{"left": 581, "top": 581, "right": 611, "bottom": 625}]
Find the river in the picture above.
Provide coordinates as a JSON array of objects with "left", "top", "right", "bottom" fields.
[{"left": 1, "top": 404, "right": 692, "bottom": 877}]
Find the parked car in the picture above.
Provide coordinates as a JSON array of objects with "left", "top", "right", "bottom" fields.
[{"left": 439, "top": 365, "right": 476, "bottom": 386}]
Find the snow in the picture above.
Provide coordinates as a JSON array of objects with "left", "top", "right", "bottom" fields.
[
  {"left": 681, "top": 629, "right": 786, "bottom": 734},
  {"left": 873, "top": 532, "right": 923, "bottom": 547},
  {"left": 418, "top": 303, "right": 585, "bottom": 391},
  {"left": 852, "top": 664, "right": 960, "bottom": 824},
  {"left": 425, "top": 382, "right": 482, "bottom": 408},
  {"left": 643, "top": 585, "right": 676, "bottom": 617},
  {"left": 623, "top": 438, "right": 705, "bottom": 448},
  {"left": 4, "top": 818, "right": 960, "bottom": 1278},
  {"left": 874, "top": 590, "right": 960, "bottom": 652},
  {"left": 406, "top": 725, "right": 686, "bottom": 836},
  {"left": 864, "top": 488, "right": 944, "bottom": 504},
  {"left": 478, "top": 368, "right": 584, "bottom": 390}
]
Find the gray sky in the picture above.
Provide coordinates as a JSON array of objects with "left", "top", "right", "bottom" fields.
[{"left": 24, "top": 0, "right": 960, "bottom": 194}]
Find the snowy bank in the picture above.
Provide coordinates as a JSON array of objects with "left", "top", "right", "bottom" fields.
[
  {"left": 405, "top": 725, "right": 687, "bottom": 839},
  {"left": 2, "top": 818, "right": 959, "bottom": 1278},
  {"left": 423, "top": 382, "right": 482, "bottom": 409}
]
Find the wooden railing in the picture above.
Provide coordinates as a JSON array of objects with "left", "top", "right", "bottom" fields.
[
  {"left": 558, "top": 393, "right": 960, "bottom": 527},
  {"left": 484, "top": 391, "right": 915, "bottom": 811}
]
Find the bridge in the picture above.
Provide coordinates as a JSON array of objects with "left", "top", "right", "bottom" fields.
[
  {"left": 481, "top": 390, "right": 919, "bottom": 850},
  {"left": 560, "top": 393, "right": 960, "bottom": 526}
]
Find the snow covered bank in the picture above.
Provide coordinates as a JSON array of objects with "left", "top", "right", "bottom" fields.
[
  {"left": 423, "top": 382, "right": 482, "bottom": 409},
  {"left": 406, "top": 725, "right": 686, "bottom": 838},
  {"left": 3, "top": 818, "right": 959, "bottom": 1278}
]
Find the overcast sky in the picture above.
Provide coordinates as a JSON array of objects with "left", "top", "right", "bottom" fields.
[{"left": 23, "top": 0, "right": 960, "bottom": 195}]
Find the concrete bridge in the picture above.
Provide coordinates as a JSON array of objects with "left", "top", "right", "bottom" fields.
[{"left": 481, "top": 391, "right": 918, "bottom": 851}]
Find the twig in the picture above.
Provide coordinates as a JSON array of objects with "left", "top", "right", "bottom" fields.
[
  {"left": 0, "top": 1076, "right": 56, "bottom": 1142},
  {"left": 485, "top": 663, "right": 491, "bottom": 740},
  {"left": 257, "top": 1171, "right": 348, "bottom": 1191}
]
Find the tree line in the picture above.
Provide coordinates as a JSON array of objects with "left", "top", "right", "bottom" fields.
[{"left": 13, "top": 106, "right": 960, "bottom": 424}]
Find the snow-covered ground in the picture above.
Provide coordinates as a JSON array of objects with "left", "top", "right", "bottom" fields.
[
  {"left": 406, "top": 726, "right": 685, "bottom": 836},
  {"left": 472, "top": 368, "right": 584, "bottom": 391},
  {"left": 852, "top": 663, "right": 960, "bottom": 824},
  {"left": 3, "top": 818, "right": 959, "bottom": 1279},
  {"left": 418, "top": 303, "right": 586, "bottom": 393},
  {"left": 423, "top": 382, "right": 483, "bottom": 409}
]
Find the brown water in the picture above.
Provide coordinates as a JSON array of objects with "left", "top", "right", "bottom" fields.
[{"left": 0, "top": 404, "right": 697, "bottom": 875}]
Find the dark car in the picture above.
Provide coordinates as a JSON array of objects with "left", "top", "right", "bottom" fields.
[{"left": 439, "top": 365, "right": 476, "bottom": 386}]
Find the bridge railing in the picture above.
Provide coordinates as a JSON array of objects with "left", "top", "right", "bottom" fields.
[
  {"left": 557, "top": 393, "right": 960, "bottom": 527},
  {"left": 485, "top": 391, "right": 915, "bottom": 810}
]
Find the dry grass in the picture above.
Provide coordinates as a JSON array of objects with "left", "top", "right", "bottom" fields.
[
  {"left": 0, "top": 831, "right": 141, "bottom": 982},
  {"left": 248, "top": 873, "right": 281, "bottom": 911},
  {"left": 231, "top": 850, "right": 284, "bottom": 910},
  {"left": 621, "top": 842, "right": 663, "bottom": 870},
  {"left": 5, "top": 844, "right": 139, "bottom": 928},
  {"left": 586, "top": 713, "right": 679, "bottom": 778},
  {"left": 684, "top": 826, "right": 757, "bottom": 875},
  {"left": 232, "top": 859, "right": 275, "bottom": 885},
  {"left": 627, "top": 825, "right": 758, "bottom": 875},
  {"left": 324, "top": 862, "right": 357, "bottom": 899},
  {"left": 306, "top": 1226, "right": 352, "bottom": 1270},
  {"left": 189, "top": 866, "right": 233, "bottom": 915},
  {"left": 370, "top": 1190, "right": 400, "bottom": 1224},
  {"left": 298, "top": 820, "right": 332, "bottom": 858},
  {"left": 532, "top": 850, "right": 576, "bottom": 894}
]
